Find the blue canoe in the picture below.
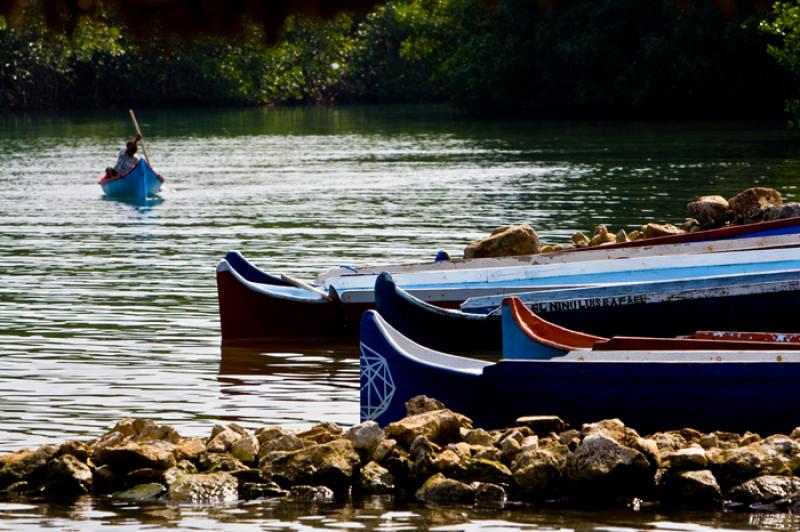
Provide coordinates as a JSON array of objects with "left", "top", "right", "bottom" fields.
[
  {"left": 359, "top": 309, "right": 800, "bottom": 433},
  {"left": 374, "top": 270, "right": 800, "bottom": 354},
  {"left": 99, "top": 160, "right": 163, "bottom": 199}
]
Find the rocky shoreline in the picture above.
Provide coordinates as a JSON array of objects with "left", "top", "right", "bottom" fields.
[
  {"left": 464, "top": 186, "right": 798, "bottom": 258},
  {"left": 2, "top": 395, "right": 800, "bottom": 512}
]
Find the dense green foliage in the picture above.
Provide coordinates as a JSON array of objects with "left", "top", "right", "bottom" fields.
[
  {"left": 0, "top": 0, "right": 792, "bottom": 118},
  {"left": 761, "top": 1, "right": 800, "bottom": 125}
]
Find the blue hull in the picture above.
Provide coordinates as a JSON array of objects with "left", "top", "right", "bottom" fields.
[
  {"left": 360, "top": 310, "right": 800, "bottom": 433},
  {"left": 100, "top": 160, "right": 162, "bottom": 199}
]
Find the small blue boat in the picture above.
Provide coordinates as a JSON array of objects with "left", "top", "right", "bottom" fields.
[
  {"left": 359, "top": 309, "right": 800, "bottom": 433},
  {"left": 99, "top": 160, "right": 163, "bottom": 199},
  {"left": 374, "top": 270, "right": 800, "bottom": 353}
]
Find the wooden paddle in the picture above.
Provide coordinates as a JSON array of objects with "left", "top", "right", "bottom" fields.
[{"left": 129, "top": 109, "right": 164, "bottom": 183}]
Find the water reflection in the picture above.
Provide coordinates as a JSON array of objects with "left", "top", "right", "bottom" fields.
[
  {"left": 100, "top": 195, "right": 165, "bottom": 211},
  {"left": 218, "top": 340, "right": 359, "bottom": 429}
]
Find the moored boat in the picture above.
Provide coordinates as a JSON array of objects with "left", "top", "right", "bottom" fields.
[
  {"left": 220, "top": 247, "right": 800, "bottom": 340},
  {"left": 98, "top": 159, "right": 164, "bottom": 199},
  {"left": 501, "top": 297, "right": 800, "bottom": 359},
  {"left": 375, "top": 270, "right": 800, "bottom": 352},
  {"left": 359, "top": 309, "right": 800, "bottom": 433}
]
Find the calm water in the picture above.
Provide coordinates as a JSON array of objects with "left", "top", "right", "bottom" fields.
[{"left": 1, "top": 105, "right": 800, "bottom": 530}]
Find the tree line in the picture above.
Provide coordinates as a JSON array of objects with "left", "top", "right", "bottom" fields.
[{"left": 1, "top": 0, "right": 798, "bottom": 120}]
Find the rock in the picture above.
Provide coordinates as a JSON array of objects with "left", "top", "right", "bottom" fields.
[
  {"left": 345, "top": 421, "right": 384, "bottom": 459},
  {"left": 662, "top": 447, "right": 708, "bottom": 471},
  {"left": 356, "top": 461, "right": 395, "bottom": 494},
  {"left": 739, "top": 432, "right": 761, "bottom": 446},
  {"left": 198, "top": 452, "right": 247, "bottom": 473},
  {"left": 451, "top": 458, "right": 512, "bottom": 485},
  {"left": 464, "top": 224, "right": 541, "bottom": 259},
  {"left": 764, "top": 203, "right": 800, "bottom": 221},
  {"left": 55, "top": 441, "right": 90, "bottom": 463},
  {"left": 93, "top": 441, "right": 177, "bottom": 473},
  {"left": 628, "top": 229, "right": 643, "bottom": 241},
  {"left": 207, "top": 427, "right": 241, "bottom": 453},
  {"left": 239, "top": 481, "right": 289, "bottom": 499},
  {"left": 571, "top": 231, "right": 591, "bottom": 248},
  {"left": 92, "top": 465, "right": 123, "bottom": 494},
  {"left": 93, "top": 419, "right": 181, "bottom": 450},
  {"left": 415, "top": 473, "right": 475, "bottom": 504},
  {"left": 687, "top": 195, "right": 730, "bottom": 228},
  {"left": 714, "top": 443, "right": 788, "bottom": 490},
  {"left": 431, "top": 449, "right": 463, "bottom": 473},
  {"left": 473, "top": 482, "right": 507, "bottom": 508},
  {"left": 462, "top": 428, "right": 494, "bottom": 447},
  {"left": 43, "top": 454, "right": 93, "bottom": 496},
  {"left": 126, "top": 467, "right": 163, "bottom": 486},
  {"left": 565, "top": 432, "right": 653, "bottom": 495},
  {"left": 0, "top": 445, "right": 58, "bottom": 489},
  {"left": 615, "top": 229, "right": 630, "bottom": 243},
  {"left": 540, "top": 244, "right": 566, "bottom": 253},
  {"left": 728, "top": 475, "right": 800, "bottom": 504},
  {"left": 289, "top": 485, "right": 334, "bottom": 502},
  {"left": 409, "top": 435, "right": 441, "bottom": 477},
  {"left": 699, "top": 434, "right": 719, "bottom": 450},
  {"left": 470, "top": 445, "right": 503, "bottom": 462},
  {"left": 296, "top": 422, "right": 343, "bottom": 444},
  {"left": 659, "top": 469, "right": 721, "bottom": 506},
  {"left": 516, "top": 416, "right": 567, "bottom": 437},
  {"left": 589, "top": 225, "right": 616, "bottom": 246},
  {"left": 174, "top": 438, "right": 207, "bottom": 461},
  {"left": 165, "top": 469, "right": 238, "bottom": 503},
  {"left": 268, "top": 439, "right": 360, "bottom": 492},
  {"left": 405, "top": 396, "right": 445, "bottom": 416},
  {"left": 728, "top": 187, "right": 782, "bottom": 224},
  {"left": 112, "top": 482, "right": 167, "bottom": 501},
  {"left": 642, "top": 223, "right": 685, "bottom": 239},
  {"left": 372, "top": 438, "right": 396, "bottom": 463},
  {"left": 230, "top": 435, "right": 259, "bottom": 466},
  {"left": 258, "top": 434, "right": 306, "bottom": 465},
  {"left": 652, "top": 432, "right": 688, "bottom": 454},
  {"left": 256, "top": 426, "right": 292, "bottom": 446},
  {"left": 385, "top": 409, "right": 463, "bottom": 447},
  {"left": 581, "top": 419, "right": 627, "bottom": 443},
  {"left": 512, "top": 449, "right": 563, "bottom": 496}
]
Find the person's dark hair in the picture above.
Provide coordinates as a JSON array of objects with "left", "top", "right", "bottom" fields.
[{"left": 126, "top": 141, "right": 138, "bottom": 157}]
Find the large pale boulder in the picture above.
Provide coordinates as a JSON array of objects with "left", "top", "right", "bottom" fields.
[
  {"left": 268, "top": 438, "right": 360, "bottom": 491},
  {"left": 687, "top": 195, "right": 730, "bottom": 228},
  {"left": 385, "top": 409, "right": 463, "bottom": 447},
  {"left": 464, "top": 224, "right": 541, "bottom": 259},
  {"left": 728, "top": 187, "right": 782, "bottom": 224},
  {"left": 93, "top": 441, "right": 177, "bottom": 472}
]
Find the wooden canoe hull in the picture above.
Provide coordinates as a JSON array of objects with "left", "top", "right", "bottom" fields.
[
  {"left": 99, "top": 160, "right": 163, "bottom": 199},
  {"left": 360, "top": 310, "right": 800, "bottom": 434}
]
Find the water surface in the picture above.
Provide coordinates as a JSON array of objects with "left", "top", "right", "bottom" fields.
[{"left": 1, "top": 105, "right": 799, "bottom": 530}]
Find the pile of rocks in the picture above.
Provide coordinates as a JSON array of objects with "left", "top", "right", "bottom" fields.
[
  {"left": 3, "top": 396, "right": 800, "bottom": 512},
  {"left": 464, "top": 187, "right": 798, "bottom": 259}
]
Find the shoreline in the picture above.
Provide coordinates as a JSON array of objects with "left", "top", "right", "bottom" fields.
[{"left": 2, "top": 395, "right": 799, "bottom": 513}]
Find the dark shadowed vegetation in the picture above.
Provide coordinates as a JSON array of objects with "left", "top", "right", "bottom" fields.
[{"left": 0, "top": 0, "right": 797, "bottom": 119}]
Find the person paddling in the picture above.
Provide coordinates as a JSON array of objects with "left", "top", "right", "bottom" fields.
[{"left": 105, "top": 133, "right": 142, "bottom": 179}]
